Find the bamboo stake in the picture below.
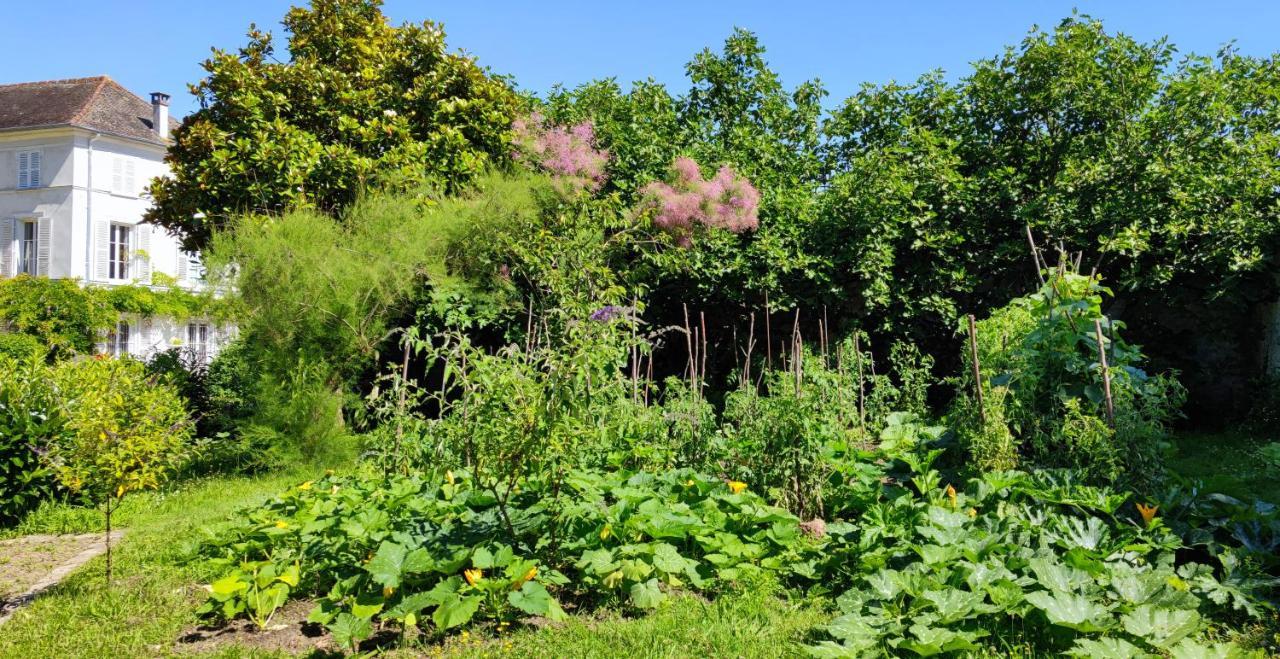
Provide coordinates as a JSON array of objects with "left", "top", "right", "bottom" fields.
[
  {"left": 1094, "top": 319, "right": 1116, "bottom": 427},
  {"left": 854, "top": 333, "right": 865, "bottom": 432},
  {"left": 792, "top": 310, "right": 802, "bottom": 393},
  {"left": 700, "top": 311, "right": 708, "bottom": 386},
  {"left": 967, "top": 314, "right": 986, "bottom": 423},
  {"left": 394, "top": 333, "right": 411, "bottom": 469},
  {"left": 683, "top": 303, "right": 696, "bottom": 393},
  {"left": 764, "top": 292, "right": 773, "bottom": 370},
  {"left": 1025, "top": 224, "right": 1046, "bottom": 286}
]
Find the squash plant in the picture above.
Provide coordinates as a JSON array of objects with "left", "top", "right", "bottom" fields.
[{"left": 808, "top": 458, "right": 1275, "bottom": 657}]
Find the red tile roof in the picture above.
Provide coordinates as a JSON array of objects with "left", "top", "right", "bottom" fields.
[{"left": 0, "top": 76, "right": 178, "bottom": 145}]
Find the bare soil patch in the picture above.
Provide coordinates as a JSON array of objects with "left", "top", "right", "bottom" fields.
[
  {"left": 175, "top": 599, "right": 341, "bottom": 656},
  {"left": 0, "top": 531, "right": 121, "bottom": 624}
]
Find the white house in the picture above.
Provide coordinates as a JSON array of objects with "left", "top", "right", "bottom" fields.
[{"left": 0, "top": 76, "right": 228, "bottom": 362}]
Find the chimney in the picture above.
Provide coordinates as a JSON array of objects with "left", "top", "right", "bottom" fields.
[{"left": 150, "top": 92, "right": 171, "bottom": 140}]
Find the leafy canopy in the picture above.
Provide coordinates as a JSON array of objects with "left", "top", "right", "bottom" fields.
[{"left": 147, "top": 0, "right": 520, "bottom": 250}]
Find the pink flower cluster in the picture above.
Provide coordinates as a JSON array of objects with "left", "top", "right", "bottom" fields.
[
  {"left": 640, "top": 156, "right": 760, "bottom": 245},
  {"left": 512, "top": 113, "right": 608, "bottom": 192}
]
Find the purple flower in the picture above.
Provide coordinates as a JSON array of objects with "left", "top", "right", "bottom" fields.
[{"left": 589, "top": 305, "right": 625, "bottom": 322}]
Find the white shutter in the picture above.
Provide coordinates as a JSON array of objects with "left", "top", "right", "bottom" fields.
[
  {"left": 17, "top": 152, "right": 28, "bottom": 189},
  {"left": 35, "top": 217, "right": 51, "bottom": 276},
  {"left": 0, "top": 218, "right": 13, "bottom": 277},
  {"left": 29, "top": 152, "right": 41, "bottom": 188},
  {"left": 176, "top": 250, "right": 189, "bottom": 282},
  {"left": 125, "top": 160, "right": 136, "bottom": 195},
  {"left": 136, "top": 224, "right": 152, "bottom": 283},
  {"left": 94, "top": 221, "right": 111, "bottom": 280},
  {"left": 112, "top": 158, "right": 123, "bottom": 193}
]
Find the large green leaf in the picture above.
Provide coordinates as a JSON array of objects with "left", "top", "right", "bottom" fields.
[
  {"left": 1025, "top": 590, "right": 1113, "bottom": 633},
  {"left": 1121, "top": 605, "right": 1201, "bottom": 649},
  {"left": 327, "top": 612, "right": 373, "bottom": 651},
  {"left": 432, "top": 593, "right": 482, "bottom": 630},
  {"left": 508, "top": 581, "right": 567, "bottom": 620},
  {"left": 629, "top": 578, "right": 665, "bottom": 609},
  {"left": 1065, "top": 637, "right": 1148, "bottom": 658}
]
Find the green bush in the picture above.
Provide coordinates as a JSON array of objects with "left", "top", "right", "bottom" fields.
[
  {"left": 46, "top": 356, "right": 195, "bottom": 580},
  {"left": 958, "top": 272, "right": 1184, "bottom": 487},
  {"left": 0, "top": 332, "right": 46, "bottom": 361},
  {"left": 0, "top": 355, "right": 60, "bottom": 525}
]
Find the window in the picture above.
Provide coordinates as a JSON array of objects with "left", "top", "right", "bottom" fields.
[
  {"left": 106, "top": 321, "right": 130, "bottom": 357},
  {"left": 18, "top": 220, "right": 36, "bottom": 275},
  {"left": 17, "top": 151, "right": 41, "bottom": 189},
  {"left": 109, "top": 224, "right": 131, "bottom": 279},
  {"left": 187, "top": 323, "right": 209, "bottom": 362},
  {"left": 111, "top": 157, "right": 136, "bottom": 195},
  {"left": 185, "top": 252, "right": 205, "bottom": 283}
]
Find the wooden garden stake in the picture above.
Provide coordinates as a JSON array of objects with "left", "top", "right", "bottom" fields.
[
  {"left": 764, "top": 292, "right": 773, "bottom": 370},
  {"left": 854, "top": 332, "right": 866, "bottom": 433},
  {"left": 1025, "top": 224, "right": 1046, "bottom": 286},
  {"left": 1094, "top": 318, "right": 1116, "bottom": 427},
  {"left": 967, "top": 314, "right": 986, "bottom": 423},
  {"left": 394, "top": 332, "right": 411, "bottom": 471}
]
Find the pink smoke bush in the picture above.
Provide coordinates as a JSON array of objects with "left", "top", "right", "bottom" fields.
[
  {"left": 512, "top": 113, "right": 608, "bottom": 192},
  {"left": 640, "top": 156, "right": 760, "bottom": 246}
]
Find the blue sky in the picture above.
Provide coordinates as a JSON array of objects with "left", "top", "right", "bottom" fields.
[{"left": 3, "top": 1, "right": 1277, "bottom": 118}]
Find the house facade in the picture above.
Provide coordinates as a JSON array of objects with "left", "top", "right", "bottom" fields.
[{"left": 0, "top": 76, "right": 228, "bottom": 362}]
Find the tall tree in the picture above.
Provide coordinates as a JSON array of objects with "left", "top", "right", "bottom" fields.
[{"left": 148, "top": 0, "right": 519, "bottom": 250}]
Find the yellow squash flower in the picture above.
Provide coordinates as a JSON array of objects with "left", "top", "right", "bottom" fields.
[
  {"left": 727, "top": 480, "right": 747, "bottom": 494},
  {"left": 512, "top": 565, "right": 538, "bottom": 590},
  {"left": 298, "top": 481, "right": 314, "bottom": 491},
  {"left": 274, "top": 520, "right": 289, "bottom": 529},
  {"left": 600, "top": 523, "right": 613, "bottom": 540},
  {"left": 1136, "top": 503, "right": 1158, "bottom": 528},
  {"left": 944, "top": 484, "right": 958, "bottom": 508},
  {"left": 967, "top": 507, "right": 977, "bottom": 519},
  {"left": 464, "top": 568, "right": 483, "bottom": 586}
]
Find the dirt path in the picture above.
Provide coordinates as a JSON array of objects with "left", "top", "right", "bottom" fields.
[{"left": 0, "top": 531, "right": 124, "bottom": 627}]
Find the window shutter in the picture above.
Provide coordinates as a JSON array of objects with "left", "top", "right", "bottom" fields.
[
  {"left": 29, "top": 152, "right": 41, "bottom": 187},
  {"left": 176, "top": 250, "right": 189, "bottom": 282},
  {"left": 17, "top": 152, "right": 28, "bottom": 189},
  {"left": 0, "top": 217, "right": 13, "bottom": 277},
  {"left": 35, "top": 217, "right": 51, "bottom": 276},
  {"left": 136, "top": 224, "right": 153, "bottom": 283},
  {"left": 94, "top": 221, "right": 111, "bottom": 280},
  {"left": 0, "top": 218, "right": 13, "bottom": 277},
  {"left": 112, "top": 158, "right": 124, "bottom": 193},
  {"left": 125, "top": 160, "right": 136, "bottom": 195}
]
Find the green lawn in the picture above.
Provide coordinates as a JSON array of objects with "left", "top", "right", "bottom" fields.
[{"left": 0, "top": 467, "right": 326, "bottom": 658}]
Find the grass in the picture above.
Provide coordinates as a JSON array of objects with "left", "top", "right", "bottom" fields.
[
  {"left": 1168, "top": 429, "right": 1280, "bottom": 504},
  {"left": 432, "top": 586, "right": 829, "bottom": 659},
  {"left": 0, "top": 466, "right": 329, "bottom": 658}
]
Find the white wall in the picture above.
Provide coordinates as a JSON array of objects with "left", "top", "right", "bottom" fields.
[{"left": 1, "top": 126, "right": 229, "bottom": 360}]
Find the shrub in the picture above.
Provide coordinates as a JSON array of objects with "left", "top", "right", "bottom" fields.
[
  {"left": 959, "top": 272, "right": 1184, "bottom": 487},
  {"left": 0, "top": 332, "right": 46, "bottom": 361},
  {"left": 46, "top": 356, "right": 194, "bottom": 581},
  {"left": 0, "top": 355, "right": 60, "bottom": 525},
  {"left": 639, "top": 156, "right": 760, "bottom": 246}
]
